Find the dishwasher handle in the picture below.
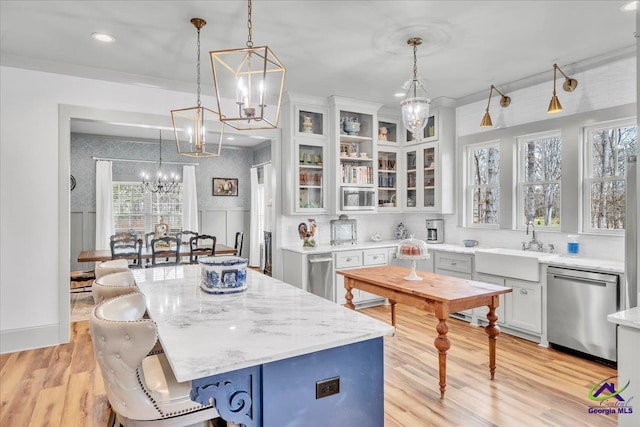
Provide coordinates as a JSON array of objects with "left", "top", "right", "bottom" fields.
[
  {"left": 547, "top": 266, "right": 618, "bottom": 284},
  {"left": 308, "top": 257, "right": 333, "bottom": 264},
  {"left": 549, "top": 275, "right": 610, "bottom": 287}
]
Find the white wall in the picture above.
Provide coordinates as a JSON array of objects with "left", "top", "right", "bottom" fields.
[{"left": 0, "top": 66, "right": 260, "bottom": 353}]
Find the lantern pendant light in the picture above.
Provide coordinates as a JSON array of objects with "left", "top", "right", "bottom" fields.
[
  {"left": 209, "top": 0, "right": 286, "bottom": 130},
  {"left": 401, "top": 37, "right": 431, "bottom": 142},
  {"left": 171, "top": 18, "right": 224, "bottom": 158}
]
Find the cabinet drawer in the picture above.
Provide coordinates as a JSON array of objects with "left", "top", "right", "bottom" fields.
[
  {"left": 435, "top": 252, "right": 472, "bottom": 274},
  {"left": 335, "top": 250, "right": 363, "bottom": 269},
  {"left": 363, "top": 250, "right": 388, "bottom": 266}
]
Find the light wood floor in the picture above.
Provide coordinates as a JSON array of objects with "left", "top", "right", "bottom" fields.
[{"left": 0, "top": 304, "right": 616, "bottom": 426}]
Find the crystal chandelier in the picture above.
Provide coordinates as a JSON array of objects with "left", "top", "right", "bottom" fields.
[
  {"left": 142, "top": 131, "right": 180, "bottom": 194},
  {"left": 209, "top": 0, "right": 286, "bottom": 130},
  {"left": 401, "top": 37, "right": 431, "bottom": 142},
  {"left": 171, "top": 18, "right": 224, "bottom": 158}
]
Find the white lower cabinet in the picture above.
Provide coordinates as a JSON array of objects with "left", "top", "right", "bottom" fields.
[
  {"left": 335, "top": 248, "right": 388, "bottom": 306},
  {"left": 504, "top": 278, "right": 542, "bottom": 334},
  {"left": 472, "top": 273, "right": 506, "bottom": 325},
  {"left": 472, "top": 273, "right": 542, "bottom": 335},
  {"left": 434, "top": 251, "right": 474, "bottom": 317}
]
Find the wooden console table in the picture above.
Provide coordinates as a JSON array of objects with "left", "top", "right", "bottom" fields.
[{"left": 337, "top": 265, "right": 512, "bottom": 398}]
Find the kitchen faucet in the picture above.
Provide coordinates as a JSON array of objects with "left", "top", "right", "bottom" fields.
[{"left": 522, "top": 220, "right": 547, "bottom": 252}]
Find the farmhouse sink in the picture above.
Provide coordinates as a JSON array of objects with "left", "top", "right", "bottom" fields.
[{"left": 475, "top": 248, "right": 559, "bottom": 282}]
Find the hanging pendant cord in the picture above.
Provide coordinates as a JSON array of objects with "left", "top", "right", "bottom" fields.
[
  {"left": 159, "top": 130, "right": 163, "bottom": 169},
  {"left": 412, "top": 43, "right": 418, "bottom": 98},
  {"left": 196, "top": 25, "right": 201, "bottom": 106},
  {"left": 246, "top": 0, "right": 253, "bottom": 47}
]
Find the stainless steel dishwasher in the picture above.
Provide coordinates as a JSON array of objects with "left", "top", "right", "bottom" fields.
[
  {"left": 547, "top": 266, "right": 619, "bottom": 361},
  {"left": 308, "top": 254, "right": 334, "bottom": 302}
]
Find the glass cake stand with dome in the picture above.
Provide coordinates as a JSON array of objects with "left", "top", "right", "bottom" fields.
[{"left": 396, "top": 236, "right": 430, "bottom": 281}]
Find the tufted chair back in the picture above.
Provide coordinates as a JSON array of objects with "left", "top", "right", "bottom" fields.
[
  {"left": 90, "top": 292, "right": 218, "bottom": 425},
  {"left": 95, "top": 259, "right": 130, "bottom": 279},
  {"left": 92, "top": 270, "right": 138, "bottom": 304},
  {"left": 90, "top": 292, "right": 162, "bottom": 421}
]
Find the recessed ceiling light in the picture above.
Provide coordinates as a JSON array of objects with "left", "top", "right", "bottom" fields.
[
  {"left": 621, "top": 1, "right": 637, "bottom": 11},
  {"left": 394, "top": 92, "right": 405, "bottom": 98},
  {"left": 91, "top": 32, "right": 115, "bottom": 43},
  {"left": 226, "top": 137, "right": 235, "bottom": 141}
]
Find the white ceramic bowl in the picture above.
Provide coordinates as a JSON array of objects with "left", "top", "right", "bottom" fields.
[{"left": 199, "top": 256, "right": 248, "bottom": 294}]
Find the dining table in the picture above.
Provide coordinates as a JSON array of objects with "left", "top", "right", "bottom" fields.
[
  {"left": 134, "top": 264, "right": 394, "bottom": 427},
  {"left": 337, "top": 264, "right": 513, "bottom": 398},
  {"left": 76, "top": 243, "right": 236, "bottom": 263}
]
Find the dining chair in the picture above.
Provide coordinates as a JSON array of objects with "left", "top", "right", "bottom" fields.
[
  {"left": 189, "top": 234, "right": 216, "bottom": 264},
  {"left": 89, "top": 292, "right": 221, "bottom": 426},
  {"left": 110, "top": 232, "right": 143, "bottom": 268},
  {"left": 91, "top": 270, "right": 138, "bottom": 304},
  {"left": 151, "top": 236, "right": 180, "bottom": 266},
  {"left": 95, "top": 259, "right": 130, "bottom": 279},
  {"left": 263, "top": 231, "right": 272, "bottom": 276},
  {"left": 234, "top": 231, "right": 244, "bottom": 257},
  {"left": 180, "top": 230, "right": 198, "bottom": 245}
]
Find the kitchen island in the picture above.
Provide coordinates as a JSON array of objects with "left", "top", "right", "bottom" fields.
[{"left": 134, "top": 265, "right": 395, "bottom": 427}]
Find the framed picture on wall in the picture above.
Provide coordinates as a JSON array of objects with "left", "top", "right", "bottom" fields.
[{"left": 212, "top": 178, "right": 238, "bottom": 196}]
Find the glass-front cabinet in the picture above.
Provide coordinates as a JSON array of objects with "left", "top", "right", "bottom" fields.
[
  {"left": 377, "top": 148, "right": 398, "bottom": 210},
  {"left": 282, "top": 94, "right": 329, "bottom": 214},
  {"left": 403, "top": 142, "right": 438, "bottom": 210},
  {"left": 296, "top": 140, "right": 326, "bottom": 211}
]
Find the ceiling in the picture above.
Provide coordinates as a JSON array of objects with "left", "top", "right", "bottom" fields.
[{"left": 1, "top": 1, "right": 636, "bottom": 145}]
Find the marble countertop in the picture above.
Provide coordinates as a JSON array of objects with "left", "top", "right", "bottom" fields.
[
  {"left": 134, "top": 265, "right": 395, "bottom": 383},
  {"left": 282, "top": 241, "right": 623, "bottom": 273},
  {"left": 542, "top": 256, "right": 624, "bottom": 274},
  {"left": 607, "top": 307, "right": 640, "bottom": 329},
  {"left": 281, "top": 240, "right": 480, "bottom": 255}
]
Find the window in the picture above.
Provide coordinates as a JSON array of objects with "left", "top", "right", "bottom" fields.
[
  {"left": 466, "top": 141, "right": 500, "bottom": 226},
  {"left": 112, "top": 182, "right": 183, "bottom": 234},
  {"left": 516, "top": 131, "right": 561, "bottom": 229},
  {"left": 584, "top": 119, "right": 637, "bottom": 232}
]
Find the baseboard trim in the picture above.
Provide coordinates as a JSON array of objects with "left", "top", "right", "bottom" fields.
[{"left": 0, "top": 324, "right": 62, "bottom": 354}]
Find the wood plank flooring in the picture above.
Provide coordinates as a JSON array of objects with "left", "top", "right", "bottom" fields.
[{"left": 0, "top": 304, "right": 617, "bottom": 426}]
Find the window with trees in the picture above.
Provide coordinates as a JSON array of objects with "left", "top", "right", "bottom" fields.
[
  {"left": 584, "top": 119, "right": 637, "bottom": 233},
  {"left": 112, "top": 182, "right": 183, "bottom": 234},
  {"left": 466, "top": 141, "right": 500, "bottom": 226},
  {"left": 516, "top": 131, "right": 561, "bottom": 229}
]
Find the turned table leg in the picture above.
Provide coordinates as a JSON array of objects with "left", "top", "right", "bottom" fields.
[
  {"left": 345, "top": 280, "right": 355, "bottom": 310},
  {"left": 434, "top": 317, "right": 451, "bottom": 398},
  {"left": 484, "top": 298, "right": 501, "bottom": 379},
  {"left": 389, "top": 299, "right": 397, "bottom": 327}
]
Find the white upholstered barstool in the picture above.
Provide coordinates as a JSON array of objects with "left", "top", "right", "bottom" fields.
[
  {"left": 90, "top": 292, "right": 220, "bottom": 426},
  {"left": 95, "top": 259, "right": 130, "bottom": 279},
  {"left": 91, "top": 270, "right": 138, "bottom": 304}
]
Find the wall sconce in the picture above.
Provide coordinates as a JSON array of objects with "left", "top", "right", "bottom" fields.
[
  {"left": 480, "top": 85, "right": 511, "bottom": 127},
  {"left": 548, "top": 63, "right": 578, "bottom": 114}
]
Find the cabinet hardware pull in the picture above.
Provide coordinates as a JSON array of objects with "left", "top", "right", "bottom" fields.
[
  {"left": 520, "top": 289, "right": 528, "bottom": 295},
  {"left": 346, "top": 257, "right": 352, "bottom": 261},
  {"left": 451, "top": 261, "right": 457, "bottom": 265},
  {"left": 373, "top": 256, "right": 378, "bottom": 259}
]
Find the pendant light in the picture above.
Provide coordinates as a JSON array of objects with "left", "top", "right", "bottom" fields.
[
  {"left": 209, "top": 0, "right": 286, "bottom": 130},
  {"left": 480, "top": 85, "right": 511, "bottom": 128},
  {"left": 171, "top": 18, "right": 224, "bottom": 158},
  {"left": 547, "top": 63, "right": 578, "bottom": 114},
  {"left": 401, "top": 37, "right": 431, "bottom": 142},
  {"left": 142, "top": 130, "right": 180, "bottom": 194}
]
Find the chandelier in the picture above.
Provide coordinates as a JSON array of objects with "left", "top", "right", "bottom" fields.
[
  {"left": 171, "top": 18, "right": 224, "bottom": 158},
  {"left": 401, "top": 37, "right": 431, "bottom": 142},
  {"left": 209, "top": 0, "right": 286, "bottom": 130},
  {"left": 142, "top": 130, "right": 180, "bottom": 194}
]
